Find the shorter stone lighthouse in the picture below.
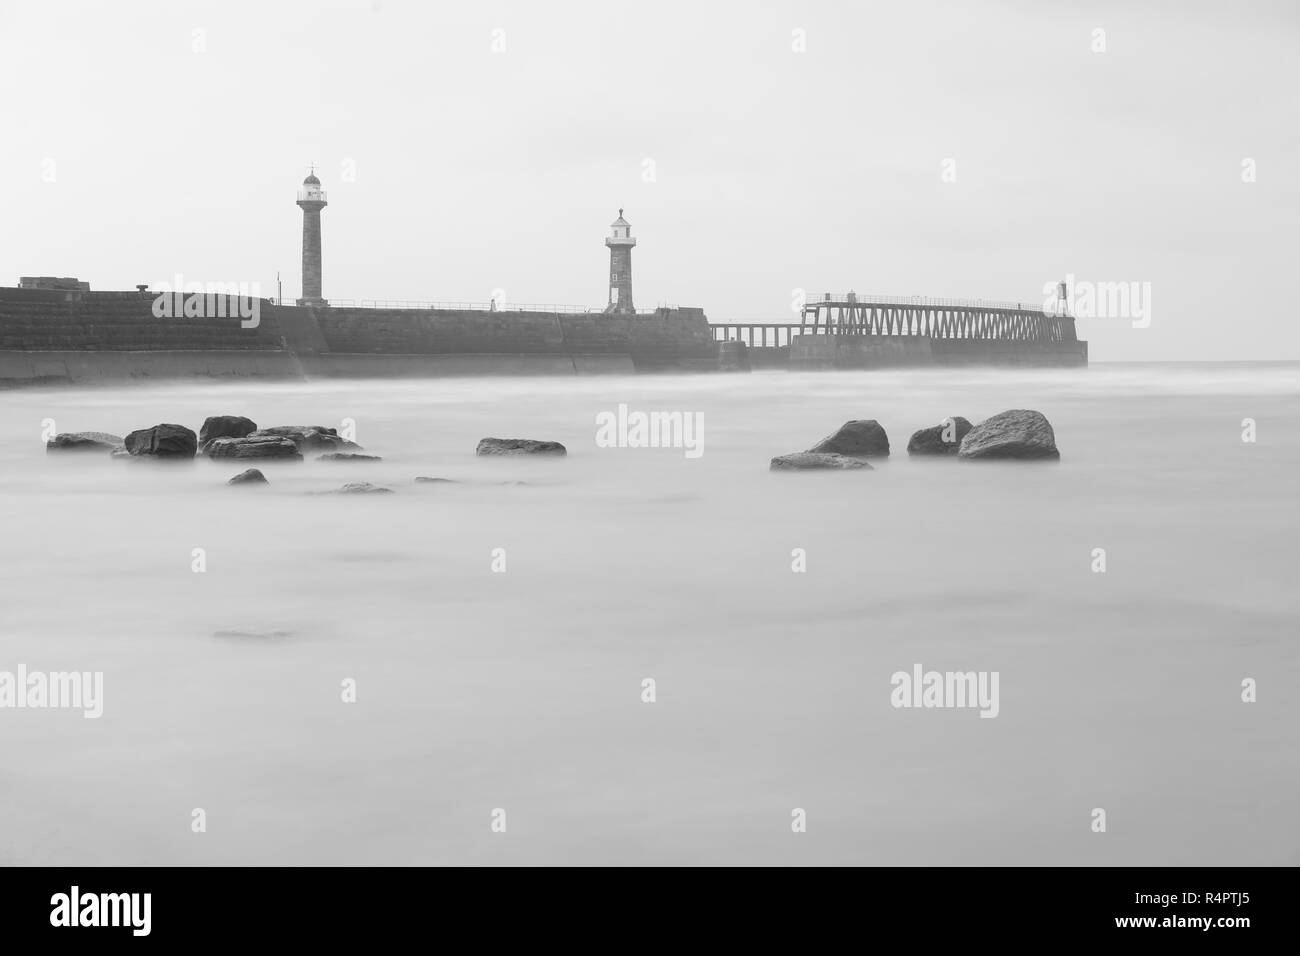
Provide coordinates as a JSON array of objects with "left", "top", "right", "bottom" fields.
[
  {"left": 604, "top": 209, "right": 636, "bottom": 314},
  {"left": 296, "top": 170, "right": 328, "bottom": 307}
]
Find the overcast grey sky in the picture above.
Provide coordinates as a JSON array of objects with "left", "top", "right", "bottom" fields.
[{"left": 2, "top": 0, "right": 1296, "bottom": 360}]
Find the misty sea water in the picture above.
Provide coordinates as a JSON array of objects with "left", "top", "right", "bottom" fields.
[{"left": 0, "top": 363, "right": 1297, "bottom": 865}]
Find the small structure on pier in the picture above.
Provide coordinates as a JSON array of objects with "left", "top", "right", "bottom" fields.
[{"left": 19, "top": 276, "right": 89, "bottom": 292}]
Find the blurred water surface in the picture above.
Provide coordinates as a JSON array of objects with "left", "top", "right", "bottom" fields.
[{"left": 0, "top": 363, "right": 1297, "bottom": 865}]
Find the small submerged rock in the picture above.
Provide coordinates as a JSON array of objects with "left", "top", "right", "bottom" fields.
[
  {"left": 324, "top": 481, "right": 394, "bottom": 495},
  {"left": 227, "top": 468, "right": 268, "bottom": 485},
  {"left": 414, "top": 477, "right": 458, "bottom": 483},
  {"left": 958, "top": 410, "right": 1060, "bottom": 460},
  {"left": 207, "top": 435, "right": 303, "bottom": 461},
  {"left": 770, "top": 452, "right": 873, "bottom": 471},
  {"left": 256, "top": 424, "right": 337, "bottom": 439},
  {"left": 46, "top": 431, "right": 123, "bottom": 453},
  {"left": 907, "top": 416, "right": 972, "bottom": 456},
  {"left": 318, "top": 452, "right": 382, "bottom": 462},
  {"left": 808, "top": 420, "right": 890, "bottom": 458},
  {"left": 125, "top": 423, "right": 197, "bottom": 459},
  {"left": 213, "top": 628, "right": 293, "bottom": 640},
  {"left": 476, "top": 437, "right": 566, "bottom": 456}
]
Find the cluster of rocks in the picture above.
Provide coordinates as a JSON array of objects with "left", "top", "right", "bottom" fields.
[
  {"left": 50, "top": 407, "right": 1057, "bottom": 484},
  {"left": 771, "top": 410, "right": 1059, "bottom": 470},
  {"left": 46, "top": 416, "right": 371, "bottom": 463},
  {"left": 203, "top": 418, "right": 367, "bottom": 462},
  {"left": 47, "top": 420, "right": 569, "bottom": 494}
]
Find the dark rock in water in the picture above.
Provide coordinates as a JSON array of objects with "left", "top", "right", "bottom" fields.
[
  {"left": 253, "top": 425, "right": 358, "bottom": 454},
  {"left": 207, "top": 435, "right": 303, "bottom": 461},
  {"left": 227, "top": 468, "right": 268, "bottom": 485},
  {"left": 124, "top": 423, "right": 197, "bottom": 459},
  {"left": 327, "top": 481, "right": 394, "bottom": 494},
  {"left": 317, "top": 452, "right": 382, "bottom": 462},
  {"left": 414, "top": 477, "right": 457, "bottom": 483},
  {"left": 200, "top": 415, "right": 257, "bottom": 452},
  {"left": 476, "top": 437, "right": 567, "bottom": 456},
  {"left": 770, "top": 452, "right": 873, "bottom": 471},
  {"left": 46, "top": 431, "right": 123, "bottom": 453},
  {"left": 907, "top": 416, "right": 973, "bottom": 456},
  {"left": 958, "top": 410, "right": 1060, "bottom": 460},
  {"left": 808, "top": 420, "right": 890, "bottom": 458}
]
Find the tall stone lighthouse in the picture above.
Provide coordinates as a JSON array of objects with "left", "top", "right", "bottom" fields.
[
  {"left": 604, "top": 209, "right": 636, "bottom": 314},
  {"left": 296, "top": 170, "right": 328, "bottom": 307}
]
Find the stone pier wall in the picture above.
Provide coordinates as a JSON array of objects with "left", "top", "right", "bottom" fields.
[
  {"left": 0, "top": 287, "right": 286, "bottom": 351},
  {"left": 0, "top": 287, "right": 714, "bottom": 384}
]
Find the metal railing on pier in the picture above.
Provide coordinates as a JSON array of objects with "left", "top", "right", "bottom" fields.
[
  {"left": 710, "top": 324, "right": 807, "bottom": 348},
  {"left": 268, "top": 297, "right": 674, "bottom": 315},
  {"left": 811, "top": 292, "right": 1062, "bottom": 314}
]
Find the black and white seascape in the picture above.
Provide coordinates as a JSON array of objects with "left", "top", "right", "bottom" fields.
[{"left": 1, "top": 0, "right": 1297, "bottom": 880}]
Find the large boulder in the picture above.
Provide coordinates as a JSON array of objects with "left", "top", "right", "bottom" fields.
[
  {"left": 770, "top": 452, "right": 873, "bottom": 471},
  {"left": 124, "top": 424, "right": 197, "bottom": 459},
  {"left": 227, "top": 468, "right": 268, "bottom": 485},
  {"left": 808, "top": 420, "right": 890, "bottom": 458},
  {"left": 958, "top": 410, "right": 1060, "bottom": 460},
  {"left": 252, "top": 425, "right": 359, "bottom": 454},
  {"left": 207, "top": 435, "right": 303, "bottom": 461},
  {"left": 476, "top": 437, "right": 567, "bottom": 456},
  {"left": 200, "top": 415, "right": 257, "bottom": 452},
  {"left": 907, "top": 416, "right": 973, "bottom": 456},
  {"left": 46, "top": 431, "right": 123, "bottom": 453}
]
